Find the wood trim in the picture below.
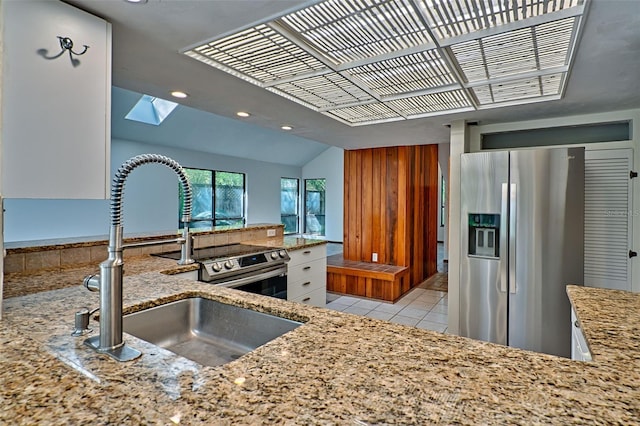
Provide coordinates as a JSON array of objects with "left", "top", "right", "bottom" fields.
[
  {"left": 326, "top": 264, "right": 408, "bottom": 281},
  {"left": 327, "top": 268, "right": 411, "bottom": 302}
]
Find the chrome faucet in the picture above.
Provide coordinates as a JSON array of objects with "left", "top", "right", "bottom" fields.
[{"left": 82, "top": 154, "right": 194, "bottom": 362}]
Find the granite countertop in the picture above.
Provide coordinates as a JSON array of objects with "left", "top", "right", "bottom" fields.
[
  {"left": 4, "top": 223, "right": 285, "bottom": 253},
  {"left": 253, "top": 236, "right": 328, "bottom": 251},
  {"left": 1, "top": 262, "right": 638, "bottom": 423},
  {"left": 2, "top": 237, "right": 323, "bottom": 299},
  {"left": 566, "top": 285, "right": 640, "bottom": 366},
  {"left": 2, "top": 254, "right": 196, "bottom": 299}
]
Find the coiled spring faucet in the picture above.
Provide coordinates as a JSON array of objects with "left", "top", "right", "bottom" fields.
[{"left": 83, "top": 154, "right": 194, "bottom": 361}]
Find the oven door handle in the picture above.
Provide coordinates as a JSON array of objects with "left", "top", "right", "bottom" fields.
[{"left": 215, "top": 266, "right": 287, "bottom": 289}]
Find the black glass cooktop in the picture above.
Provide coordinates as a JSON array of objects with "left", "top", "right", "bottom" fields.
[{"left": 155, "top": 243, "right": 272, "bottom": 262}]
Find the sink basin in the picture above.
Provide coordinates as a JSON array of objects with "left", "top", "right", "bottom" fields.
[{"left": 123, "top": 297, "right": 302, "bottom": 366}]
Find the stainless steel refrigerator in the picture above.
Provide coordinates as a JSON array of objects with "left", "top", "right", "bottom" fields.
[{"left": 459, "top": 147, "right": 584, "bottom": 358}]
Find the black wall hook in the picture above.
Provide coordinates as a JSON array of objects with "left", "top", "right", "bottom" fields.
[
  {"left": 37, "top": 36, "right": 89, "bottom": 67},
  {"left": 57, "top": 36, "right": 89, "bottom": 56}
]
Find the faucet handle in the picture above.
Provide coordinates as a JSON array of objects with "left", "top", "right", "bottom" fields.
[{"left": 83, "top": 274, "right": 100, "bottom": 292}]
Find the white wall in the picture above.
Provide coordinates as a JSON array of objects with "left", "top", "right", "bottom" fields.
[
  {"left": 302, "top": 146, "right": 344, "bottom": 242},
  {"left": 446, "top": 121, "right": 469, "bottom": 336},
  {"left": 0, "top": 0, "right": 4, "bottom": 317},
  {"left": 437, "top": 165, "right": 443, "bottom": 242},
  {"left": 437, "top": 143, "right": 450, "bottom": 257},
  {"left": 2, "top": 0, "right": 111, "bottom": 199},
  {"left": 4, "top": 138, "right": 302, "bottom": 242}
]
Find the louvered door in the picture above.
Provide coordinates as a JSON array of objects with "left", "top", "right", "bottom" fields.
[{"left": 584, "top": 149, "right": 633, "bottom": 291}]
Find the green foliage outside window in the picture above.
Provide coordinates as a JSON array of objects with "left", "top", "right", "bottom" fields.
[
  {"left": 281, "top": 178, "right": 299, "bottom": 234},
  {"left": 305, "top": 178, "right": 326, "bottom": 236},
  {"left": 179, "top": 168, "right": 245, "bottom": 229}
]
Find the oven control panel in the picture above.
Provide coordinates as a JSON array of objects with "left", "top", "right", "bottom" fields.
[{"left": 200, "top": 248, "right": 290, "bottom": 282}]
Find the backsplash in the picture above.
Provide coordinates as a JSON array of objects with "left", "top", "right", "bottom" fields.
[{"left": 4, "top": 224, "right": 284, "bottom": 274}]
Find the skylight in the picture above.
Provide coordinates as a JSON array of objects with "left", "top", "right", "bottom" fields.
[
  {"left": 183, "top": 0, "right": 588, "bottom": 126},
  {"left": 125, "top": 94, "right": 179, "bottom": 126}
]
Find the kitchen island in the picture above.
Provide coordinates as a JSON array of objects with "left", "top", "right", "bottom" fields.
[{"left": 1, "top": 252, "right": 638, "bottom": 423}]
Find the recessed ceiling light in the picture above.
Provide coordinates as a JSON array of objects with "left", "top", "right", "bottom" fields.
[
  {"left": 124, "top": 0, "right": 147, "bottom": 3},
  {"left": 281, "top": 125, "right": 293, "bottom": 130},
  {"left": 170, "top": 91, "right": 188, "bottom": 99},
  {"left": 236, "top": 111, "right": 250, "bottom": 118}
]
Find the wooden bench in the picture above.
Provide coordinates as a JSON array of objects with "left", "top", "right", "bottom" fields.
[{"left": 326, "top": 254, "right": 410, "bottom": 302}]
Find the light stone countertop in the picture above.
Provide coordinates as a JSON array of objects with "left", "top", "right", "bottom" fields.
[
  {"left": 1, "top": 260, "right": 638, "bottom": 423},
  {"left": 566, "top": 285, "right": 640, "bottom": 366},
  {"left": 4, "top": 223, "right": 286, "bottom": 253},
  {"left": 250, "top": 236, "right": 328, "bottom": 251},
  {"left": 2, "top": 237, "right": 323, "bottom": 299}
]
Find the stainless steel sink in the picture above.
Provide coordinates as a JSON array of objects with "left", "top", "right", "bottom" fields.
[{"left": 123, "top": 297, "right": 302, "bottom": 366}]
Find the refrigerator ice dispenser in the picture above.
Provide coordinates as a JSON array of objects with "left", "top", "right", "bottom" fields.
[{"left": 468, "top": 213, "right": 500, "bottom": 258}]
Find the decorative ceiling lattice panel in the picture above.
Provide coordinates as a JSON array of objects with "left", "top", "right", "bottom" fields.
[
  {"left": 280, "top": 0, "right": 434, "bottom": 65},
  {"left": 472, "top": 73, "right": 564, "bottom": 104},
  {"left": 182, "top": 0, "right": 588, "bottom": 125},
  {"left": 269, "top": 73, "right": 374, "bottom": 109},
  {"left": 385, "top": 90, "right": 472, "bottom": 116},
  {"left": 417, "top": 0, "right": 583, "bottom": 40},
  {"left": 187, "top": 24, "right": 327, "bottom": 84},
  {"left": 324, "top": 102, "right": 402, "bottom": 124},
  {"left": 451, "top": 17, "right": 576, "bottom": 82},
  {"left": 346, "top": 50, "right": 456, "bottom": 97},
  {"left": 535, "top": 18, "right": 576, "bottom": 69}
]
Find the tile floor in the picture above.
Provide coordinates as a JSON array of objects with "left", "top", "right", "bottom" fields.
[
  {"left": 326, "top": 286, "right": 448, "bottom": 333},
  {"left": 323, "top": 241, "right": 449, "bottom": 333}
]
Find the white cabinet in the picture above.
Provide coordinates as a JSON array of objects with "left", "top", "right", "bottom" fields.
[
  {"left": 571, "top": 306, "right": 592, "bottom": 362},
  {"left": 1, "top": 0, "right": 111, "bottom": 199},
  {"left": 171, "top": 270, "right": 199, "bottom": 281},
  {"left": 287, "top": 244, "right": 326, "bottom": 307}
]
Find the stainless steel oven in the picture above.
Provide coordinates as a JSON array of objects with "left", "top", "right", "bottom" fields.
[
  {"left": 156, "top": 244, "right": 290, "bottom": 300},
  {"left": 213, "top": 263, "right": 287, "bottom": 299}
]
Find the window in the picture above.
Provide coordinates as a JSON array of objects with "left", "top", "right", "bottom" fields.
[
  {"left": 304, "top": 178, "right": 325, "bottom": 236},
  {"left": 179, "top": 168, "right": 245, "bottom": 229},
  {"left": 281, "top": 178, "right": 299, "bottom": 234},
  {"left": 125, "top": 94, "right": 178, "bottom": 126},
  {"left": 440, "top": 175, "right": 446, "bottom": 227}
]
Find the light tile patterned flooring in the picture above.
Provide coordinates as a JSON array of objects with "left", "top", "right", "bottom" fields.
[
  {"left": 326, "top": 287, "right": 448, "bottom": 333},
  {"left": 324, "top": 242, "right": 448, "bottom": 333}
]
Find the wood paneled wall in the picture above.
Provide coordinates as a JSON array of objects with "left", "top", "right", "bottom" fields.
[{"left": 343, "top": 145, "right": 438, "bottom": 288}]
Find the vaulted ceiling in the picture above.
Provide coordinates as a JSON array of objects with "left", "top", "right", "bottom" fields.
[{"left": 67, "top": 0, "right": 640, "bottom": 154}]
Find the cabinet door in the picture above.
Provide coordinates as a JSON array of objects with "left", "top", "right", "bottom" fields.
[
  {"left": 171, "top": 270, "right": 199, "bottom": 281},
  {"left": 288, "top": 244, "right": 326, "bottom": 265},
  {"left": 287, "top": 244, "right": 327, "bottom": 306},
  {"left": 2, "top": 0, "right": 111, "bottom": 199},
  {"left": 288, "top": 257, "right": 327, "bottom": 300},
  {"left": 571, "top": 307, "right": 592, "bottom": 362},
  {"left": 290, "top": 288, "right": 326, "bottom": 307},
  {"left": 584, "top": 149, "right": 633, "bottom": 291}
]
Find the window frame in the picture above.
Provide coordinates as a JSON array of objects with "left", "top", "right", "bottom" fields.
[
  {"left": 304, "top": 178, "right": 326, "bottom": 236},
  {"left": 280, "top": 177, "right": 300, "bottom": 235},
  {"left": 440, "top": 175, "right": 446, "bottom": 227},
  {"left": 179, "top": 167, "right": 246, "bottom": 229}
]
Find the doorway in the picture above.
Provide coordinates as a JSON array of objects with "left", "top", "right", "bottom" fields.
[{"left": 423, "top": 149, "right": 449, "bottom": 292}]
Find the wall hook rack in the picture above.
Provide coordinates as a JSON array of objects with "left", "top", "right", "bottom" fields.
[
  {"left": 57, "top": 36, "right": 89, "bottom": 57},
  {"left": 37, "top": 36, "right": 89, "bottom": 67}
]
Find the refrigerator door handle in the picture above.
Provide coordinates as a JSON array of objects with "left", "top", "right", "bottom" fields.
[
  {"left": 509, "top": 183, "right": 517, "bottom": 294},
  {"left": 500, "top": 183, "right": 509, "bottom": 293}
]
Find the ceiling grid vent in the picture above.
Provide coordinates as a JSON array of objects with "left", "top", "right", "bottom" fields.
[
  {"left": 346, "top": 50, "right": 456, "bottom": 96},
  {"left": 269, "top": 73, "right": 374, "bottom": 109},
  {"left": 182, "top": 0, "right": 588, "bottom": 125}
]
